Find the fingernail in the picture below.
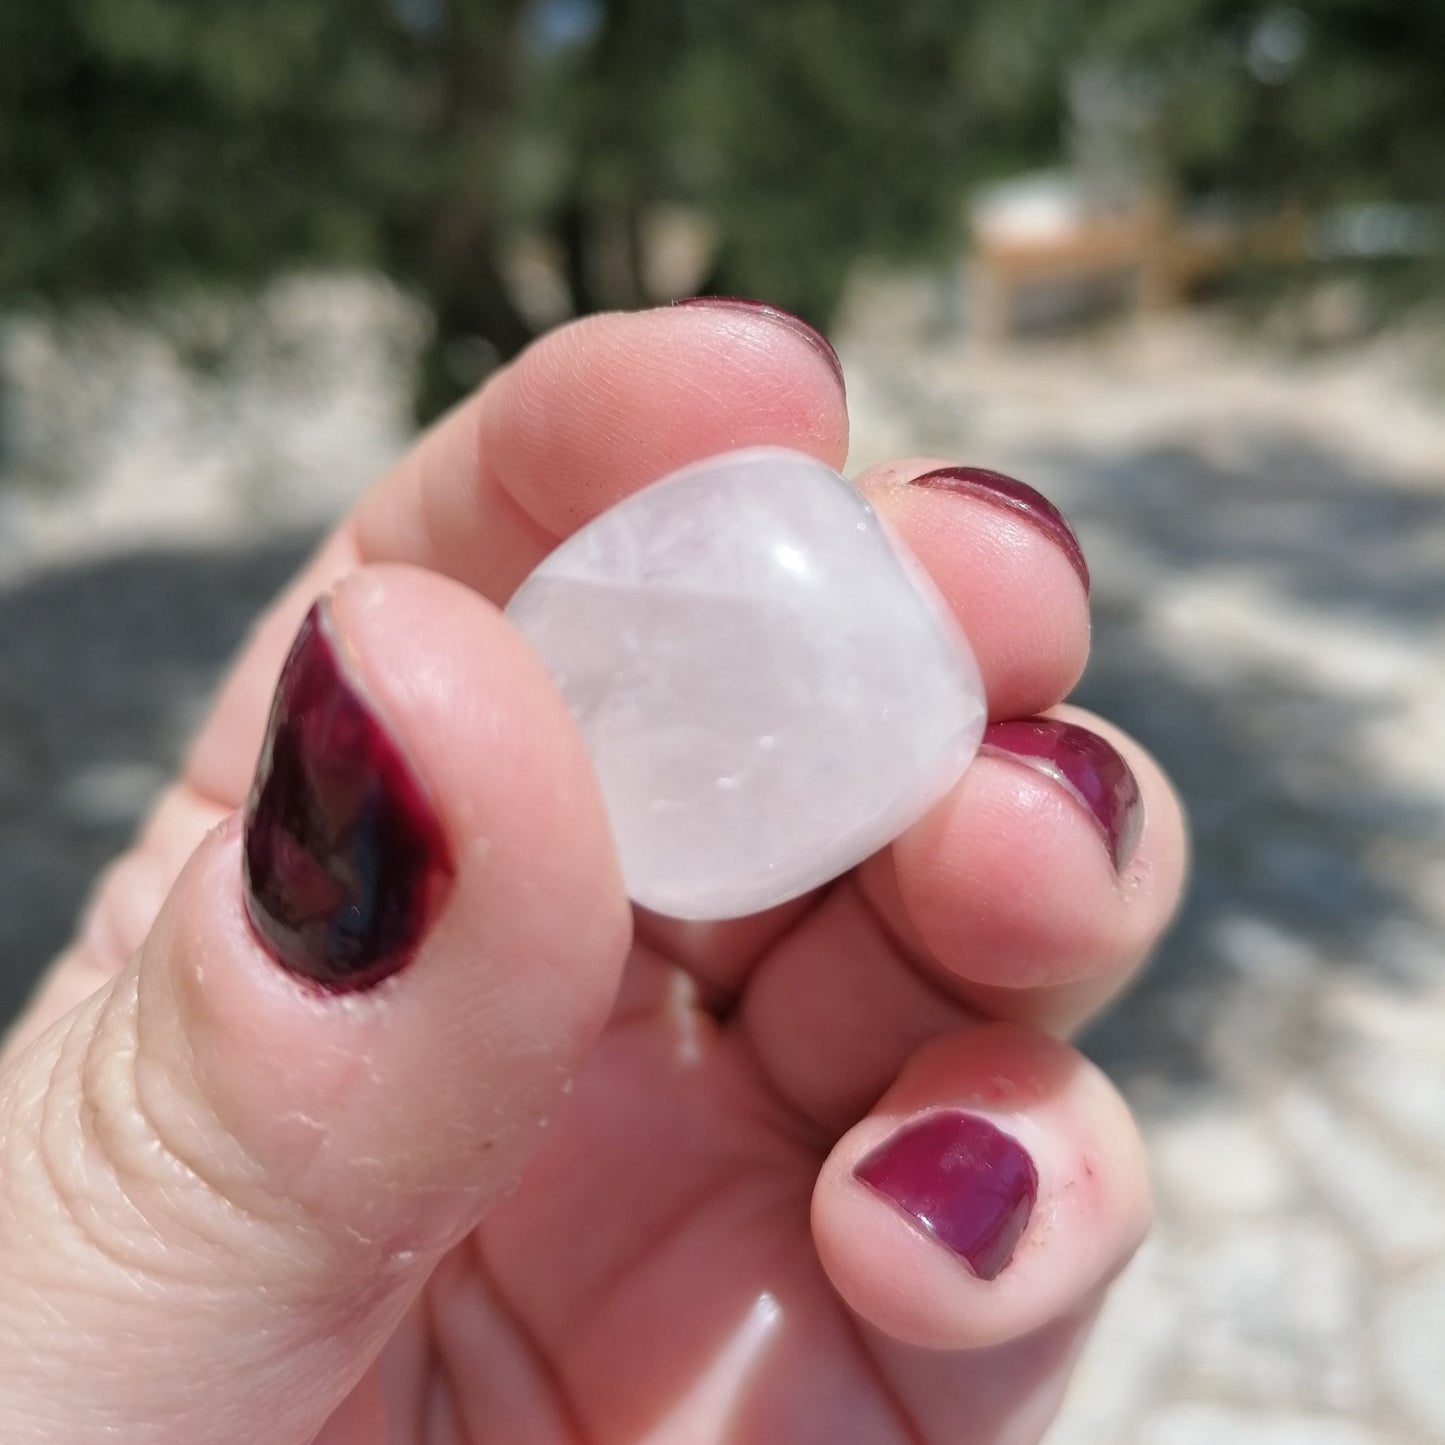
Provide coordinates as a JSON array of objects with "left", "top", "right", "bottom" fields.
[
  {"left": 982, "top": 717, "right": 1144, "bottom": 871},
  {"left": 855, "top": 1112, "right": 1038, "bottom": 1281},
  {"left": 242, "top": 600, "right": 454, "bottom": 991},
  {"left": 908, "top": 467, "right": 1090, "bottom": 595},
  {"left": 673, "top": 296, "right": 845, "bottom": 391}
]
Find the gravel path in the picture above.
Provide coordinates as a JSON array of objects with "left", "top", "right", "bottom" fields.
[
  {"left": 2, "top": 281, "right": 1442, "bottom": 1442},
  {"left": 843, "top": 311, "right": 1445, "bottom": 1444}
]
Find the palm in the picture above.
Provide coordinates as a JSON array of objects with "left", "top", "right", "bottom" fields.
[
  {"left": 317, "top": 828, "right": 1124, "bottom": 1445},
  {"left": 350, "top": 891, "right": 1003, "bottom": 1445}
]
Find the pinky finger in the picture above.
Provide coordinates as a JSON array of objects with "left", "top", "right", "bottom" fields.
[{"left": 812, "top": 1022, "right": 1150, "bottom": 1354}]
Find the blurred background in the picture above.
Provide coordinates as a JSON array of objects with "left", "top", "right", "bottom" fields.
[{"left": 2, "top": 2, "right": 1444, "bottom": 1440}]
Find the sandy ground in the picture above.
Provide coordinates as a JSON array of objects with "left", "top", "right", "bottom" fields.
[{"left": 2, "top": 276, "right": 1443, "bottom": 1442}]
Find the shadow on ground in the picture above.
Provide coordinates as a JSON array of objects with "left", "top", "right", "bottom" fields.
[
  {"left": 1065, "top": 431, "right": 1445, "bottom": 1089},
  {"left": 0, "top": 533, "right": 317, "bottom": 1024},
  {"left": 2, "top": 429, "right": 1441, "bottom": 1099}
]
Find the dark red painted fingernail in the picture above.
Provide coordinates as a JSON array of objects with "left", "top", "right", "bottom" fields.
[
  {"left": 855, "top": 1112, "right": 1038, "bottom": 1281},
  {"left": 673, "top": 295, "right": 845, "bottom": 391},
  {"left": 982, "top": 717, "right": 1144, "bottom": 871},
  {"left": 242, "top": 600, "right": 454, "bottom": 991},
  {"left": 908, "top": 467, "right": 1090, "bottom": 594}
]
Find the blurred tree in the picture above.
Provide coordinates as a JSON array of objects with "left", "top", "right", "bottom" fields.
[
  {"left": 0, "top": 0, "right": 1058, "bottom": 419},
  {"left": 1074, "top": 0, "right": 1445, "bottom": 208},
  {"left": 5, "top": 0, "right": 1439, "bottom": 421}
]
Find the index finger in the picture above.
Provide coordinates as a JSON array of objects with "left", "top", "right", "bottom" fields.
[{"left": 189, "top": 302, "right": 851, "bottom": 807}]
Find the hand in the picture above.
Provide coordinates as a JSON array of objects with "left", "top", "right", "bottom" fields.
[{"left": 0, "top": 301, "right": 1187, "bottom": 1444}]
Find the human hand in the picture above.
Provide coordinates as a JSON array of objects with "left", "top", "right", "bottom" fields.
[{"left": 0, "top": 301, "right": 1186, "bottom": 1444}]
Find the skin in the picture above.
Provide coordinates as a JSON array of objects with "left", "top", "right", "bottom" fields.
[{"left": 0, "top": 305, "right": 1188, "bottom": 1444}]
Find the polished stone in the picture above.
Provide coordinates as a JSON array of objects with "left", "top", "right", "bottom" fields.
[{"left": 506, "top": 447, "right": 986, "bottom": 919}]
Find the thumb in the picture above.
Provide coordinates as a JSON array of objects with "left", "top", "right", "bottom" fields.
[{"left": 0, "top": 567, "right": 630, "bottom": 1445}]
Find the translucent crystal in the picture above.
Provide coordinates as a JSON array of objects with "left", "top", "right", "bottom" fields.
[{"left": 506, "top": 447, "right": 986, "bottom": 920}]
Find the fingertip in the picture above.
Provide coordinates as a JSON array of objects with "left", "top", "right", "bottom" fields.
[
  {"left": 812, "top": 1024, "right": 1151, "bottom": 1351},
  {"left": 859, "top": 460, "right": 1092, "bottom": 721},
  {"left": 1052, "top": 703, "right": 1192, "bottom": 899},
  {"left": 878, "top": 704, "right": 1188, "bottom": 998},
  {"left": 482, "top": 305, "right": 851, "bottom": 537},
  {"left": 890, "top": 757, "right": 1130, "bottom": 989},
  {"left": 671, "top": 296, "right": 846, "bottom": 396}
]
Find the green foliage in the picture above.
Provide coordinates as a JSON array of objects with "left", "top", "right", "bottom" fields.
[
  {"left": 3, "top": 0, "right": 1444, "bottom": 417},
  {"left": 3, "top": 0, "right": 1036, "bottom": 415},
  {"left": 0, "top": 1, "right": 412, "bottom": 296},
  {"left": 1070, "top": 1, "right": 1445, "bottom": 209}
]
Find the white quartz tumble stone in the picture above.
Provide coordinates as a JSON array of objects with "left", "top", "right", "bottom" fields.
[{"left": 506, "top": 447, "right": 986, "bottom": 920}]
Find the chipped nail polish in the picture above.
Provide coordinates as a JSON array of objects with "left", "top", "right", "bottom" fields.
[
  {"left": 242, "top": 600, "right": 454, "bottom": 991},
  {"left": 982, "top": 716, "right": 1144, "bottom": 871}
]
